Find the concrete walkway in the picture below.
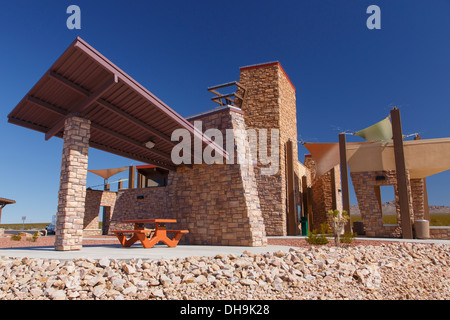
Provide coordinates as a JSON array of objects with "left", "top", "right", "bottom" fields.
[
  {"left": 269, "top": 235, "right": 450, "bottom": 245},
  {"left": 1, "top": 236, "right": 447, "bottom": 261},
  {"left": 0, "top": 243, "right": 294, "bottom": 261}
]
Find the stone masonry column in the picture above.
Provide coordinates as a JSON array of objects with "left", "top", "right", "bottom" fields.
[
  {"left": 55, "top": 115, "right": 91, "bottom": 251},
  {"left": 238, "top": 62, "right": 298, "bottom": 236}
]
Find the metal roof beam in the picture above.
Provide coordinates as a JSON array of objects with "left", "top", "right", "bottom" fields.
[
  {"left": 96, "top": 98, "right": 174, "bottom": 146},
  {"left": 47, "top": 71, "right": 174, "bottom": 146},
  {"left": 8, "top": 118, "right": 175, "bottom": 171},
  {"left": 90, "top": 123, "right": 173, "bottom": 163},
  {"left": 27, "top": 96, "right": 66, "bottom": 116},
  {"left": 45, "top": 74, "right": 118, "bottom": 140},
  {"left": 89, "top": 141, "right": 175, "bottom": 171},
  {"left": 27, "top": 95, "right": 173, "bottom": 164},
  {"left": 48, "top": 71, "right": 91, "bottom": 96}
]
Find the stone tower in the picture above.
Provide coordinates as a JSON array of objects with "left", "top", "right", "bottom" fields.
[{"left": 238, "top": 62, "right": 299, "bottom": 236}]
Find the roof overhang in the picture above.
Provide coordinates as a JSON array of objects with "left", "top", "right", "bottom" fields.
[
  {"left": 0, "top": 198, "right": 16, "bottom": 206},
  {"left": 8, "top": 37, "right": 227, "bottom": 171}
]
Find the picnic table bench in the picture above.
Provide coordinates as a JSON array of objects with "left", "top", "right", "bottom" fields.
[{"left": 112, "top": 219, "right": 189, "bottom": 248}]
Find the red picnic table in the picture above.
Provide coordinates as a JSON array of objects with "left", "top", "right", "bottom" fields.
[{"left": 112, "top": 219, "right": 189, "bottom": 248}]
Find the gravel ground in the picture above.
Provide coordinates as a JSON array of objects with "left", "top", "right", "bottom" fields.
[{"left": 0, "top": 235, "right": 448, "bottom": 300}]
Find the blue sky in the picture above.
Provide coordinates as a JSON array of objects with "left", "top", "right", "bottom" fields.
[{"left": 1, "top": 1, "right": 449, "bottom": 223}]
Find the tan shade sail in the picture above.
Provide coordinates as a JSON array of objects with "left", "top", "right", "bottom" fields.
[
  {"left": 88, "top": 166, "right": 129, "bottom": 180},
  {"left": 353, "top": 116, "right": 393, "bottom": 142},
  {"left": 303, "top": 142, "right": 367, "bottom": 177},
  {"left": 305, "top": 138, "right": 450, "bottom": 179},
  {"left": 346, "top": 137, "right": 450, "bottom": 179}
]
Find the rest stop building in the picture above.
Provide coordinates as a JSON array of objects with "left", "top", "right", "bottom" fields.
[{"left": 8, "top": 38, "right": 448, "bottom": 251}]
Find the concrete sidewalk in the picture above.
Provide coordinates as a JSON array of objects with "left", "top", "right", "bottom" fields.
[
  {"left": 0, "top": 243, "right": 294, "bottom": 261},
  {"left": 268, "top": 235, "right": 450, "bottom": 245},
  {"left": 1, "top": 236, "right": 447, "bottom": 261}
]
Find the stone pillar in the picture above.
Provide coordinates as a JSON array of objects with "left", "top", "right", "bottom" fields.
[
  {"left": 304, "top": 156, "right": 342, "bottom": 232},
  {"left": 238, "top": 62, "right": 298, "bottom": 236},
  {"left": 55, "top": 115, "right": 91, "bottom": 251},
  {"left": 410, "top": 178, "right": 425, "bottom": 221}
]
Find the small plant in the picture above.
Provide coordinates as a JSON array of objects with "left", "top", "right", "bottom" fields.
[
  {"left": 340, "top": 231, "right": 357, "bottom": 247},
  {"left": 319, "top": 222, "right": 332, "bottom": 234},
  {"left": 10, "top": 234, "right": 22, "bottom": 241},
  {"left": 306, "top": 230, "right": 329, "bottom": 245},
  {"left": 328, "top": 209, "right": 350, "bottom": 247},
  {"left": 29, "top": 232, "right": 41, "bottom": 242}
]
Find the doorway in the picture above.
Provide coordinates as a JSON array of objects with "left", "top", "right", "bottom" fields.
[{"left": 374, "top": 185, "right": 398, "bottom": 224}]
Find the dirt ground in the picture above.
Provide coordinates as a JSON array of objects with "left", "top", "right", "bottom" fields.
[{"left": 0, "top": 235, "right": 390, "bottom": 250}]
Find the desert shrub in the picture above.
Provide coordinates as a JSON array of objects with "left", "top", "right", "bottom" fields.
[
  {"left": 306, "top": 230, "right": 329, "bottom": 245},
  {"left": 10, "top": 234, "right": 21, "bottom": 241},
  {"left": 29, "top": 232, "right": 41, "bottom": 242},
  {"left": 340, "top": 232, "right": 357, "bottom": 246},
  {"left": 319, "top": 222, "right": 331, "bottom": 234}
]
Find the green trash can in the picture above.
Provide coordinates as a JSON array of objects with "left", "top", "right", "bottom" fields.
[{"left": 300, "top": 217, "right": 308, "bottom": 236}]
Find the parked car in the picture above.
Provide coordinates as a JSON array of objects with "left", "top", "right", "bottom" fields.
[{"left": 46, "top": 223, "right": 56, "bottom": 235}]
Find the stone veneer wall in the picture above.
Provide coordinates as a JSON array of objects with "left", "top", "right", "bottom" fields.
[
  {"left": 430, "top": 227, "right": 450, "bottom": 239},
  {"left": 410, "top": 179, "right": 425, "bottom": 220},
  {"left": 83, "top": 190, "right": 117, "bottom": 235},
  {"left": 350, "top": 170, "right": 415, "bottom": 237},
  {"left": 55, "top": 116, "right": 90, "bottom": 251},
  {"left": 108, "top": 107, "right": 267, "bottom": 246},
  {"left": 108, "top": 187, "right": 169, "bottom": 232},
  {"left": 238, "top": 62, "right": 299, "bottom": 236},
  {"left": 351, "top": 172, "right": 449, "bottom": 239},
  {"left": 304, "top": 156, "right": 342, "bottom": 231}
]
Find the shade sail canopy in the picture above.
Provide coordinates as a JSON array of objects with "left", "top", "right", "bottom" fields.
[
  {"left": 353, "top": 116, "right": 393, "bottom": 142},
  {"left": 88, "top": 166, "right": 129, "bottom": 180},
  {"left": 305, "top": 138, "right": 450, "bottom": 179},
  {"left": 346, "top": 137, "right": 450, "bottom": 179},
  {"left": 303, "top": 142, "right": 367, "bottom": 177},
  {"left": 8, "top": 37, "right": 227, "bottom": 171}
]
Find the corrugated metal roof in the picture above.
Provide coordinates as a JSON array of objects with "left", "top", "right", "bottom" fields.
[{"left": 8, "top": 37, "right": 227, "bottom": 171}]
